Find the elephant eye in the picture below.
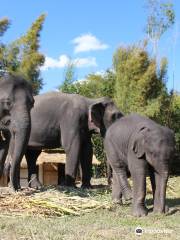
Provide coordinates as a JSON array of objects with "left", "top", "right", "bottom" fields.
[{"left": 111, "top": 112, "right": 122, "bottom": 122}]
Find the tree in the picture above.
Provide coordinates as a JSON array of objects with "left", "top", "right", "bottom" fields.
[
  {"left": 84, "top": 70, "right": 115, "bottom": 98},
  {"left": 0, "top": 18, "right": 10, "bottom": 37},
  {"left": 113, "top": 42, "right": 168, "bottom": 120},
  {"left": 145, "top": 0, "right": 175, "bottom": 57},
  {"left": 60, "top": 63, "right": 115, "bottom": 98},
  {"left": 0, "top": 18, "right": 11, "bottom": 75},
  {"left": 0, "top": 14, "right": 46, "bottom": 94},
  {"left": 17, "top": 14, "right": 46, "bottom": 94},
  {"left": 59, "top": 61, "right": 78, "bottom": 93}
]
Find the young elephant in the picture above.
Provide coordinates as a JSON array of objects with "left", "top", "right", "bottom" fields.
[{"left": 90, "top": 104, "right": 175, "bottom": 217}]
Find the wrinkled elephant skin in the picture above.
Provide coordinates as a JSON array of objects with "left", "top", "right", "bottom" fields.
[{"left": 0, "top": 74, "right": 34, "bottom": 190}]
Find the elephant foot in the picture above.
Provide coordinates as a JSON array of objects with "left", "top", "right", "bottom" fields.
[
  {"left": 65, "top": 175, "right": 76, "bottom": 188},
  {"left": 8, "top": 181, "right": 21, "bottom": 192},
  {"left": 153, "top": 205, "right": 169, "bottom": 214},
  {"left": 28, "top": 175, "right": 42, "bottom": 189},
  {"left": 59, "top": 180, "right": 66, "bottom": 186},
  {"left": 133, "top": 205, "right": 148, "bottom": 217},
  {"left": 9, "top": 185, "right": 20, "bottom": 192}
]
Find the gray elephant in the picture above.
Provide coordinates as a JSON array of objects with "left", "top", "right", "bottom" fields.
[
  {"left": 0, "top": 74, "right": 34, "bottom": 190},
  {"left": 4, "top": 93, "right": 121, "bottom": 189},
  {"left": 90, "top": 102, "right": 175, "bottom": 217}
]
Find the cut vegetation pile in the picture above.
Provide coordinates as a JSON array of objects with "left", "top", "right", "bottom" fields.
[
  {"left": 0, "top": 176, "right": 179, "bottom": 219},
  {"left": 0, "top": 185, "right": 112, "bottom": 217}
]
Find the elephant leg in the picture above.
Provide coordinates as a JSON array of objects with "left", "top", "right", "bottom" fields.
[
  {"left": 0, "top": 135, "right": 10, "bottom": 177},
  {"left": 131, "top": 171, "right": 148, "bottom": 217},
  {"left": 112, "top": 171, "right": 123, "bottom": 204},
  {"left": 149, "top": 165, "right": 169, "bottom": 213},
  {"left": 25, "top": 149, "right": 42, "bottom": 189},
  {"left": 153, "top": 171, "right": 169, "bottom": 213},
  {"left": 80, "top": 135, "right": 93, "bottom": 188},
  {"left": 113, "top": 169, "right": 132, "bottom": 201},
  {"left": 107, "top": 160, "right": 112, "bottom": 186},
  {"left": 128, "top": 154, "right": 148, "bottom": 217},
  {"left": 63, "top": 133, "right": 81, "bottom": 187},
  {"left": 58, "top": 163, "right": 66, "bottom": 185},
  {"left": 105, "top": 140, "right": 131, "bottom": 202}
]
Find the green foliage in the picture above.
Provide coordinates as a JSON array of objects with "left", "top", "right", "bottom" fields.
[
  {"left": 16, "top": 14, "right": 46, "bottom": 94},
  {"left": 60, "top": 65, "right": 115, "bottom": 99},
  {"left": 0, "top": 18, "right": 10, "bottom": 37},
  {"left": 0, "top": 14, "right": 46, "bottom": 94},
  {"left": 0, "top": 18, "right": 11, "bottom": 74},
  {"left": 169, "top": 93, "right": 180, "bottom": 148},
  {"left": 113, "top": 42, "right": 168, "bottom": 118},
  {"left": 84, "top": 70, "right": 115, "bottom": 99},
  {"left": 92, "top": 135, "right": 106, "bottom": 177},
  {"left": 59, "top": 62, "right": 78, "bottom": 93}
]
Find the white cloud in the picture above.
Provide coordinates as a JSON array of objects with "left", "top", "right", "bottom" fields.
[
  {"left": 94, "top": 70, "right": 106, "bottom": 76},
  {"left": 73, "top": 57, "right": 97, "bottom": 67},
  {"left": 41, "top": 55, "right": 69, "bottom": 70},
  {"left": 72, "top": 33, "right": 109, "bottom": 53},
  {"left": 41, "top": 55, "right": 97, "bottom": 71}
]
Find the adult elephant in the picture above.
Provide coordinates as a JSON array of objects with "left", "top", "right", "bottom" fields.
[
  {"left": 16, "top": 93, "right": 121, "bottom": 189},
  {"left": 0, "top": 74, "right": 34, "bottom": 190},
  {"left": 90, "top": 103, "right": 175, "bottom": 217}
]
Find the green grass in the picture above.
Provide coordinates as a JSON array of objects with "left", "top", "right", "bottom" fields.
[{"left": 0, "top": 176, "right": 180, "bottom": 240}]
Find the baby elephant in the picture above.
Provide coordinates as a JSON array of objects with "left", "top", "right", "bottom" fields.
[
  {"left": 89, "top": 103, "right": 175, "bottom": 217},
  {"left": 104, "top": 114, "right": 175, "bottom": 217}
]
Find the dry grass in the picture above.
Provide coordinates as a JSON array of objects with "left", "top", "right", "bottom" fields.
[
  {"left": 0, "top": 176, "right": 179, "bottom": 240},
  {"left": 0, "top": 185, "right": 112, "bottom": 217}
]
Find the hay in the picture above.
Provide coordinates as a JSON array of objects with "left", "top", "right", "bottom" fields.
[{"left": 0, "top": 187, "right": 111, "bottom": 218}]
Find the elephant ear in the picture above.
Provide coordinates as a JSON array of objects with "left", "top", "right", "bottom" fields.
[
  {"left": 89, "top": 102, "right": 105, "bottom": 129},
  {"left": 132, "top": 126, "right": 149, "bottom": 158}
]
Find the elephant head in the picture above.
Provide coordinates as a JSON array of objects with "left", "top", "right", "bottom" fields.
[
  {"left": 89, "top": 97, "right": 123, "bottom": 137},
  {"left": 0, "top": 74, "right": 34, "bottom": 190},
  {"left": 131, "top": 124, "right": 175, "bottom": 171}
]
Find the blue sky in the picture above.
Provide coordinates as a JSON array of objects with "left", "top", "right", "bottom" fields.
[{"left": 0, "top": 0, "right": 180, "bottom": 93}]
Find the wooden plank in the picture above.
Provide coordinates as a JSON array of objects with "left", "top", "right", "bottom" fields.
[
  {"left": 0, "top": 176, "right": 8, "bottom": 187},
  {"left": 39, "top": 164, "right": 43, "bottom": 184},
  {"left": 43, "top": 163, "right": 58, "bottom": 185}
]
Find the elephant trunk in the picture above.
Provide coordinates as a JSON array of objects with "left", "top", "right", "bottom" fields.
[
  {"left": 10, "top": 108, "right": 31, "bottom": 190},
  {"left": 153, "top": 172, "right": 169, "bottom": 213}
]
